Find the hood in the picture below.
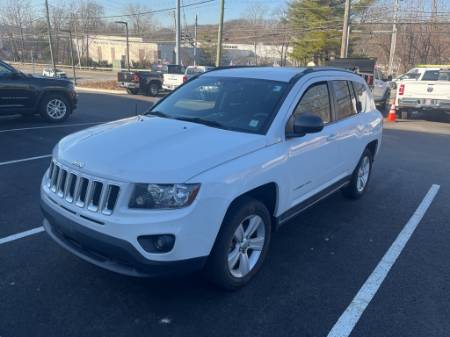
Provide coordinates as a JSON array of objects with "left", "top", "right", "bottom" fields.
[
  {"left": 55, "top": 116, "right": 267, "bottom": 183},
  {"left": 28, "top": 74, "right": 72, "bottom": 86}
]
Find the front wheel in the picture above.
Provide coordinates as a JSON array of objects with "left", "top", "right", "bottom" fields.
[
  {"left": 342, "top": 149, "right": 373, "bottom": 199},
  {"left": 40, "top": 94, "right": 71, "bottom": 123},
  {"left": 205, "top": 197, "right": 272, "bottom": 290}
]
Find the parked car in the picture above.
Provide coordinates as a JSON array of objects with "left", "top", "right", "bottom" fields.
[
  {"left": 326, "top": 58, "right": 392, "bottom": 112},
  {"left": 118, "top": 64, "right": 184, "bottom": 96},
  {"left": 162, "top": 65, "right": 214, "bottom": 91},
  {"left": 42, "top": 67, "right": 67, "bottom": 78},
  {"left": 396, "top": 67, "right": 450, "bottom": 119},
  {"left": 0, "top": 60, "right": 77, "bottom": 122},
  {"left": 41, "top": 67, "right": 382, "bottom": 289}
]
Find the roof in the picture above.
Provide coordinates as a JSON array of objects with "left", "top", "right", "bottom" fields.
[
  {"left": 202, "top": 67, "right": 306, "bottom": 82},
  {"left": 202, "top": 66, "right": 356, "bottom": 82}
]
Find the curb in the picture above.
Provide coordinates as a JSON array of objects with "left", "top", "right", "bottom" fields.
[{"left": 75, "top": 87, "right": 127, "bottom": 95}]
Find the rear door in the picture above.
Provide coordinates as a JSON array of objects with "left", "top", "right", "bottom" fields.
[
  {"left": 330, "top": 80, "right": 370, "bottom": 174},
  {"left": 372, "top": 68, "right": 387, "bottom": 101}
]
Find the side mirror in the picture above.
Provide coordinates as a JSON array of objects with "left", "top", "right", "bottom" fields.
[
  {"left": 290, "top": 114, "right": 324, "bottom": 137},
  {"left": 9, "top": 72, "right": 21, "bottom": 80}
]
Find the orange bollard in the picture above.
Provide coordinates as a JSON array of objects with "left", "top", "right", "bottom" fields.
[{"left": 387, "top": 104, "right": 397, "bottom": 122}]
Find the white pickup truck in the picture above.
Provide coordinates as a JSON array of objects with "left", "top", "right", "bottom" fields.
[
  {"left": 396, "top": 67, "right": 450, "bottom": 119},
  {"left": 162, "top": 66, "right": 214, "bottom": 91}
]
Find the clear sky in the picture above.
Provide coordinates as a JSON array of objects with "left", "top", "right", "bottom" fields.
[{"left": 33, "top": 0, "right": 285, "bottom": 26}]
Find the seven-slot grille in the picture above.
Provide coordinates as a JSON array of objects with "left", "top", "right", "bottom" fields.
[{"left": 47, "top": 161, "right": 120, "bottom": 215}]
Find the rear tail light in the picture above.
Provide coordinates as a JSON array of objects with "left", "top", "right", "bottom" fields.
[
  {"left": 182, "top": 75, "right": 188, "bottom": 83},
  {"left": 131, "top": 73, "right": 140, "bottom": 83},
  {"left": 398, "top": 84, "right": 405, "bottom": 96}
]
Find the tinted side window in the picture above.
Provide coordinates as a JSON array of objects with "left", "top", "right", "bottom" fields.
[
  {"left": 422, "top": 70, "right": 439, "bottom": 81},
  {"left": 332, "top": 81, "right": 355, "bottom": 120},
  {"left": 352, "top": 81, "right": 372, "bottom": 113},
  {"left": 293, "top": 83, "right": 331, "bottom": 123},
  {"left": 0, "top": 64, "right": 13, "bottom": 78}
]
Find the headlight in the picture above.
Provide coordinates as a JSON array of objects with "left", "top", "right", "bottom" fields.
[{"left": 129, "top": 183, "right": 200, "bottom": 209}]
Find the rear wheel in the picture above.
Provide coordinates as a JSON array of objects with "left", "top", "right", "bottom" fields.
[
  {"left": 147, "top": 82, "right": 159, "bottom": 97},
  {"left": 40, "top": 94, "right": 70, "bottom": 123},
  {"left": 400, "top": 109, "right": 410, "bottom": 119},
  {"left": 126, "top": 88, "right": 139, "bottom": 95},
  {"left": 342, "top": 148, "right": 373, "bottom": 199},
  {"left": 205, "top": 197, "right": 272, "bottom": 290}
]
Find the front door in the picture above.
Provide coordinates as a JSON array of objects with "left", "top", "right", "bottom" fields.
[
  {"left": 0, "top": 64, "right": 35, "bottom": 113},
  {"left": 284, "top": 81, "right": 345, "bottom": 209}
]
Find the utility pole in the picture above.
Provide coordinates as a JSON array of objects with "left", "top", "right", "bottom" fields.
[
  {"left": 340, "top": 0, "right": 351, "bottom": 58},
  {"left": 176, "top": 0, "right": 181, "bottom": 65},
  {"left": 45, "top": 0, "right": 56, "bottom": 73},
  {"left": 215, "top": 0, "right": 225, "bottom": 67},
  {"left": 387, "top": 0, "right": 398, "bottom": 76},
  {"left": 115, "top": 21, "right": 130, "bottom": 71},
  {"left": 193, "top": 13, "right": 198, "bottom": 66},
  {"left": 62, "top": 29, "right": 77, "bottom": 85}
]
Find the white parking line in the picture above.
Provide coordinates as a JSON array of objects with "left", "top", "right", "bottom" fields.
[
  {"left": 327, "top": 184, "right": 440, "bottom": 337},
  {"left": 0, "top": 226, "right": 44, "bottom": 245},
  {"left": 0, "top": 122, "right": 100, "bottom": 134},
  {"left": 0, "top": 154, "right": 52, "bottom": 167}
]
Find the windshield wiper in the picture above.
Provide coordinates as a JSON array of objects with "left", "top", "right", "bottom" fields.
[
  {"left": 144, "top": 110, "right": 170, "bottom": 118},
  {"left": 174, "top": 117, "right": 228, "bottom": 129}
]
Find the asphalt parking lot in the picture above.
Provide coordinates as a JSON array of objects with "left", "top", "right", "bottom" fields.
[{"left": 1, "top": 92, "right": 449, "bottom": 337}]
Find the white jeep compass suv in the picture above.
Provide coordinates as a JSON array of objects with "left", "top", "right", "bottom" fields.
[{"left": 41, "top": 67, "right": 383, "bottom": 289}]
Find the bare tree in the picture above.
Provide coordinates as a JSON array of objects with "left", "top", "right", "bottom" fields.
[
  {"left": 124, "top": 2, "right": 158, "bottom": 37},
  {"left": 0, "top": 0, "right": 33, "bottom": 62},
  {"left": 241, "top": 3, "right": 268, "bottom": 65}
]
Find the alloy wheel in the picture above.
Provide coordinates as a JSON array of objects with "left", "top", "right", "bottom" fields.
[
  {"left": 357, "top": 156, "right": 370, "bottom": 192},
  {"left": 46, "top": 99, "right": 67, "bottom": 119},
  {"left": 227, "top": 214, "right": 266, "bottom": 278}
]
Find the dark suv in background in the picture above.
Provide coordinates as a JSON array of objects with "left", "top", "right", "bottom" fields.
[{"left": 0, "top": 60, "right": 77, "bottom": 123}]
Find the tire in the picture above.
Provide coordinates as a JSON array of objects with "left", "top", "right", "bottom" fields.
[
  {"left": 147, "top": 82, "right": 159, "bottom": 97},
  {"left": 40, "top": 94, "right": 71, "bottom": 123},
  {"left": 342, "top": 148, "right": 373, "bottom": 199},
  {"left": 126, "top": 88, "right": 139, "bottom": 95},
  {"left": 205, "top": 197, "right": 272, "bottom": 290},
  {"left": 400, "top": 109, "right": 410, "bottom": 120}
]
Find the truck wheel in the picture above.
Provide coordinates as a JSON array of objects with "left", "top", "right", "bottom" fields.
[
  {"left": 126, "top": 88, "right": 139, "bottom": 95},
  {"left": 342, "top": 148, "right": 373, "bottom": 199},
  {"left": 40, "top": 94, "right": 71, "bottom": 123},
  {"left": 400, "top": 109, "right": 410, "bottom": 119},
  {"left": 205, "top": 197, "right": 272, "bottom": 290},
  {"left": 147, "top": 82, "right": 159, "bottom": 97}
]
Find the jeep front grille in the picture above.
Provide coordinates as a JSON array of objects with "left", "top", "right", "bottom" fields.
[{"left": 47, "top": 161, "right": 120, "bottom": 215}]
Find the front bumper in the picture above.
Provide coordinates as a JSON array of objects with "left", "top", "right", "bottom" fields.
[{"left": 41, "top": 200, "right": 207, "bottom": 277}]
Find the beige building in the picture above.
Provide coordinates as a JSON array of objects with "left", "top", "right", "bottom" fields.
[
  {"left": 75, "top": 35, "right": 175, "bottom": 66},
  {"left": 76, "top": 35, "right": 293, "bottom": 67}
]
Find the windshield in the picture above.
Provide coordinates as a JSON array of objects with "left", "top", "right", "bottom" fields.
[{"left": 148, "top": 76, "right": 288, "bottom": 134}]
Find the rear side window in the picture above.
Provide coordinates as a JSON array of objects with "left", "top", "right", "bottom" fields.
[
  {"left": 332, "top": 81, "right": 356, "bottom": 120},
  {"left": 293, "top": 82, "right": 331, "bottom": 123},
  {"left": 352, "top": 81, "right": 373, "bottom": 113},
  {"left": 438, "top": 71, "right": 450, "bottom": 81}
]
